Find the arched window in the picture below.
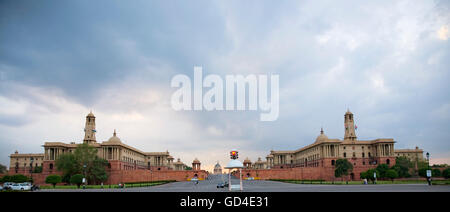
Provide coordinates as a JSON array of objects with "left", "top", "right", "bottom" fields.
[
  {"left": 386, "top": 159, "right": 390, "bottom": 165},
  {"left": 343, "top": 153, "right": 347, "bottom": 158},
  {"left": 49, "top": 163, "right": 53, "bottom": 170},
  {"left": 331, "top": 160, "right": 335, "bottom": 166}
]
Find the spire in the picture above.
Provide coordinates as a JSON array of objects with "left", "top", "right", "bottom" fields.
[
  {"left": 113, "top": 129, "right": 116, "bottom": 137},
  {"left": 320, "top": 127, "right": 324, "bottom": 134}
]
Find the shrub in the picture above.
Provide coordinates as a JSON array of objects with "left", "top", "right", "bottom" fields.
[
  {"left": 432, "top": 169, "right": 441, "bottom": 177},
  {"left": 45, "top": 175, "right": 62, "bottom": 188},
  {"left": 442, "top": 168, "right": 450, "bottom": 179},
  {"left": 70, "top": 174, "right": 84, "bottom": 188},
  {"left": 385, "top": 169, "right": 398, "bottom": 182},
  {"left": 10, "top": 174, "right": 29, "bottom": 183}
]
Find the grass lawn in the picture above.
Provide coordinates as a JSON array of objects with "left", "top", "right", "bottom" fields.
[
  {"left": 269, "top": 179, "right": 450, "bottom": 185},
  {"left": 40, "top": 181, "right": 173, "bottom": 189}
]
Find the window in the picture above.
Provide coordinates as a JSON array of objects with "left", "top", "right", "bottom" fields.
[
  {"left": 343, "top": 153, "right": 347, "bottom": 158},
  {"left": 362, "top": 153, "right": 365, "bottom": 158},
  {"left": 386, "top": 159, "right": 390, "bottom": 165},
  {"left": 331, "top": 160, "right": 335, "bottom": 166},
  {"left": 353, "top": 152, "right": 356, "bottom": 157}
]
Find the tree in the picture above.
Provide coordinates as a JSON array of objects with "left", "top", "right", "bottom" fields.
[
  {"left": 386, "top": 169, "right": 398, "bottom": 182},
  {"left": 393, "top": 157, "right": 412, "bottom": 178},
  {"left": 10, "top": 174, "right": 29, "bottom": 183},
  {"left": 0, "top": 163, "right": 7, "bottom": 174},
  {"left": 334, "top": 159, "right": 353, "bottom": 181},
  {"left": 45, "top": 175, "right": 62, "bottom": 188},
  {"left": 185, "top": 166, "right": 192, "bottom": 170},
  {"left": 442, "top": 168, "right": 450, "bottom": 179},
  {"left": 55, "top": 143, "right": 108, "bottom": 185},
  {"left": 418, "top": 168, "right": 428, "bottom": 178},
  {"left": 360, "top": 171, "right": 368, "bottom": 180},
  {"left": 33, "top": 166, "right": 43, "bottom": 173},
  {"left": 365, "top": 169, "right": 380, "bottom": 183},
  {"left": 70, "top": 174, "right": 84, "bottom": 188},
  {"left": 0, "top": 175, "right": 12, "bottom": 183},
  {"left": 432, "top": 169, "right": 441, "bottom": 177},
  {"left": 376, "top": 164, "right": 390, "bottom": 179}
]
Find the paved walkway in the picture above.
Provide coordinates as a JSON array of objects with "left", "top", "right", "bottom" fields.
[{"left": 38, "top": 174, "right": 450, "bottom": 192}]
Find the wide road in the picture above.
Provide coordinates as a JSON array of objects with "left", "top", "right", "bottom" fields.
[{"left": 38, "top": 174, "right": 450, "bottom": 192}]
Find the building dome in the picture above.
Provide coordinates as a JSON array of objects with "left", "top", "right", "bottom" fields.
[
  {"left": 315, "top": 128, "right": 328, "bottom": 143},
  {"left": 243, "top": 157, "right": 252, "bottom": 163},
  {"left": 107, "top": 129, "right": 121, "bottom": 143},
  {"left": 214, "top": 162, "right": 221, "bottom": 169},
  {"left": 193, "top": 158, "right": 200, "bottom": 164},
  {"left": 87, "top": 110, "right": 95, "bottom": 117}
]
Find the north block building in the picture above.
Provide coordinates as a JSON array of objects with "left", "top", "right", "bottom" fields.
[
  {"left": 242, "top": 110, "right": 425, "bottom": 181},
  {"left": 9, "top": 111, "right": 186, "bottom": 175}
]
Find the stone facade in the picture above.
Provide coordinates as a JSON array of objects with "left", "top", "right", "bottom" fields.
[
  {"left": 8, "top": 112, "right": 202, "bottom": 185},
  {"left": 243, "top": 110, "right": 423, "bottom": 181}
]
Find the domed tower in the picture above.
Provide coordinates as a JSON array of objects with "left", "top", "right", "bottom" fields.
[
  {"left": 344, "top": 109, "right": 357, "bottom": 141},
  {"left": 192, "top": 158, "right": 201, "bottom": 170},
  {"left": 243, "top": 157, "right": 252, "bottom": 169},
  {"left": 83, "top": 111, "right": 97, "bottom": 144}
]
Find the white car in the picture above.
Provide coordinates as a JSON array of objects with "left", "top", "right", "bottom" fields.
[{"left": 10, "top": 183, "right": 31, "bottom": 191}]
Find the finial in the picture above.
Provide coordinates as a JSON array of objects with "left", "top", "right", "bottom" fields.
[
  {"left": 113, "top": 129, "right": 116, "bottom": 136},
  {"left": 320, "top": 127, "right": 324, "bottom": 134}
]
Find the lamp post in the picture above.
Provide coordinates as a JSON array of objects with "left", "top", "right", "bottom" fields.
[
  {"left": 83, "top": 164, "right": 87, "bottom": 189},
  {"left": 426, "top": 152, "right": 431, "bottom": 186},
  {"left": 30, "top": 157, "right": 34, "bottom": 184}
]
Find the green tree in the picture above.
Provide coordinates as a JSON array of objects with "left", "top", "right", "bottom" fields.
[
  {"left": 393, "top": 157, "right": 412, "bottom": 178},
  {"left": 55, "top": 143, "right": 108, "bottom": 185},
  {"left": 185, "top": 166, "right": 192, "bottom": 170},
  {"left": 334, "top": 159, "right": 353, "bottom": 181},
  {"left": 0, "top": 163, "right": 7, "bottom": 174},
  {"left": 70, "top": 174, "right": 84, "bottom": 188},
  {"left": 386, "top": 169, "right": 398, "bottom": 182},
  {"left": 45, "top": 175, "right": 62, "bottom": 188},
  {"left": 365, "top": 169, "right": 380, "bottom": 183},
  {"left": 33, "top": 166, "right": 43, "bottom": 173},
  {"left": 432, "top": 169, "right": 441, "bottom": 177},
  {"left": 0, "top": 175, "right": 11, "bottom": 183},
  {"left": 442, "top": 168, "right": 450, "bottom": 179},
  {"left": 10, "top": 174, "right": 29, "bottom": 183},
  {"left": 376, "top": 164, "right": 390, "bottom": 179},
  {"left": 360, "top": 171, "right": 368, "bottom": 180},
  {"left": 418, "top": 168, "right": 428, "bottom": 178}
]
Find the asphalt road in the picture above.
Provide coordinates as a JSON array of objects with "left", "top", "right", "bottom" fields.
[{"left": 38, "top": 174, "right": 450, "bottom": 192}]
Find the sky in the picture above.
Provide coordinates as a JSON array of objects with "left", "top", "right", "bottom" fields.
[{"left": 0, "top": 0, "right": 449, "bottom": 172}]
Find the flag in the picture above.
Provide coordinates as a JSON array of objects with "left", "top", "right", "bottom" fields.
[{"left": 355, "top": 125, "right": 358, "bottom": 130}]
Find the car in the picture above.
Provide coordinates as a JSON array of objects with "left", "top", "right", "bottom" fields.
[
  {"left": 217, "top": 182, "right": 229, "bottom": 188},
  {"left": 10, "top": 183, "right": 31, "bottom": 191},
  {"left": 0, "top": 185, "right": 3, "bottom": 191},
  {"left": 3, "top": 182, "right": 14, "bottom": 189}
]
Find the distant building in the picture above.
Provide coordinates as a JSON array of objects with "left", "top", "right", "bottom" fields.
[{"left": 213, "top": 162, "right": 222, "bottom": 174}]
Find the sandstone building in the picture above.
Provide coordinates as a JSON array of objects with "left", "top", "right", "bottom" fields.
[{"left": 8, "top": 112, "right": 207, "bottom": 184}]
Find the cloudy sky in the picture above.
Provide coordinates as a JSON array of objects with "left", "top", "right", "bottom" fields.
[{"left": 1, "top": 0, "right": 449, "bottom": 172}]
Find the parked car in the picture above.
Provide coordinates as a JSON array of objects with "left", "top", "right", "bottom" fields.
[
  {"left": 0, "top": 185, "right": 3, "bottom": 191},
  {"left": 3, "top": 182, "right": 14, "bottom": 189},
  {"left": 10, "top": 183, "right": 31, "bottom": 191}
]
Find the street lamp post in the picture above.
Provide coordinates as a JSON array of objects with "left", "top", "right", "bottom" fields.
[
  {"left": 426, "top": 152, "right": 431, "bottom": 186},
  {"left": 30, "top": 158, "right": 34, "bottom": 184},
  {"left": 83, "top": 164, "right": 87, "bottom": 189}
]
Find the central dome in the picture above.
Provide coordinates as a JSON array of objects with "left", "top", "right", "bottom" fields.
[
  {"left": 107, "top": 129, "right": 122, "bottom": 143},
  {"left": 315, "top": 128, "right": 328, "bottom": 143}
]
